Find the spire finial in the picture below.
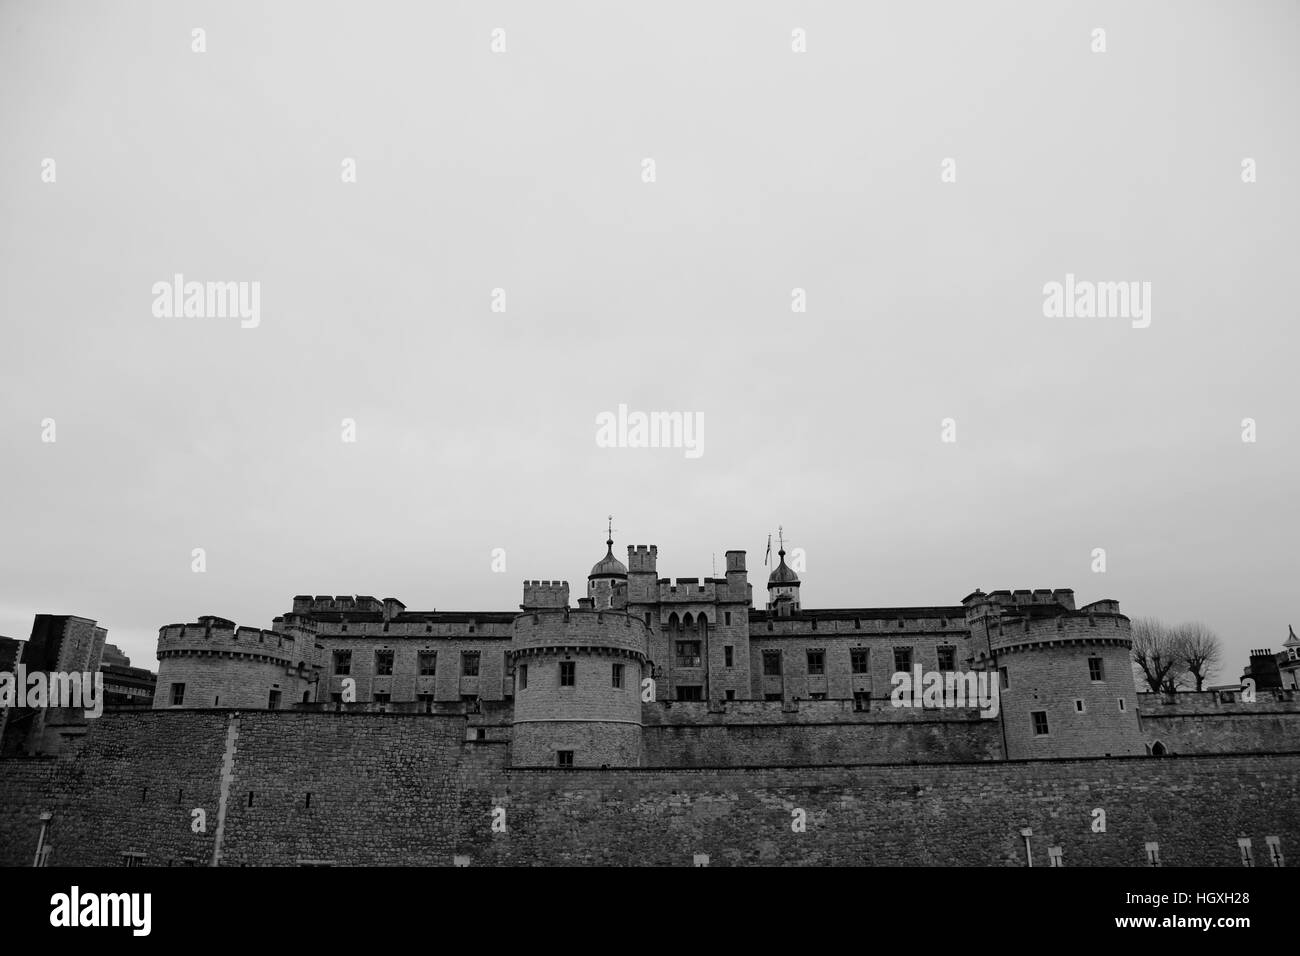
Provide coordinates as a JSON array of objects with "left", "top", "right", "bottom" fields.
[
  {"left": 606, "top": 514, "right": 615, "bottom": 551},
  {"left": 778, "top": 525, "right": 786, "bottom": 557}
]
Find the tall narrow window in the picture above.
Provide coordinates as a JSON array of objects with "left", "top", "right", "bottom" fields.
[
  {"left": 1031, "top": 711, "right": 1049, "bottom": 736},
  {"left": 518, "top": 664, "right": 528, "bottom": 690},
  {"left": 171, "top": 683, "right": 185, "bottom": 706},
  {"left": 461, "top": 651, "right": 480, "bottom": 677},
  {"left": 611, "top": 663, "right": 624, "bottom": 688},
  {"left": 724, "top": 645, "right": 734, "bottom": 667},
  {"left": 333, "top": 650, "right": 351, "bottom": 675},
  {"left": 375, "top": 650, "right": 394, "bottom": 676},
  {"left": 937, "top": 646, "right": 956, "bottom": 671},
  {"left": 851, "top": 648, "right": 869, "bottom": 673},
  {"left": 1088, "top": 657, "right": 1104, "bottom": 681},
  {"left": 806, "top": 650, "right": 825, "bottom": 675},
  {"left": 560, "top": 661, "right": 575, "bottom": 686},
  {"left": 762, "top": 650, "right": 781, "bottom": 676},
  {"left": 418, "top": 651, "right": 437, "bottom": 676},
  {"left": 893, "top": 647, "right": 912, "bottom": 672}
]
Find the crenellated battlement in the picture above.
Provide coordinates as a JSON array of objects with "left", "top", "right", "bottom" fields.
[
  {"left": 627, "top": 545, "right": 658, "bottom": 574},
  {"left": 158, "top": 619, "right": 297, "bottom": 661},
  {"left": 984, "top": 607, "right": 1131, "bottom": 656},
  {"left": 521, "top": 580, "right": 570, "bottom": 610},
  {"left": 511, "top": 607, "right": 648, "bottom": 658}
]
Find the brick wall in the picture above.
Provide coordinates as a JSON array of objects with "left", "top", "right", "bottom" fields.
[
  {"left": 2, "top": 711, "right": 1297, "bottom": 867},
  {"left": 1138, "top": 690, "right": 1300, "bottom": 754}
]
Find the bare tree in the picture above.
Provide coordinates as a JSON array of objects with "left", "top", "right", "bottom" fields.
[
  {"left": 1131, "top": 617, "right": 1189, "bottom": 694},
  {"left": 1170, "top": 622, "right": 1222, "bottom": 691}
]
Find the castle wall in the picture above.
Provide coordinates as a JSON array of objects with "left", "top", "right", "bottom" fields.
[
  {"left": 3, "top": 711, "right": 1297, "bottom": 867},
  {"left": 1138, "top": 690, "right": 1300, "bottom": 754},
  {"left": 317, "top": 636, "right": 513, "bottom": 703},
  {"left": 641, "top": 700, "right": 1000, "bottom": 765}
]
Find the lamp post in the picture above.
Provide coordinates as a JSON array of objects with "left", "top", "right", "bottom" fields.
[
  {"left": 33, "top": 811, "right": 52, "bottom": 867},
  {"left": 1020, "top": 827, "right": 1033, "bottom": 867}
]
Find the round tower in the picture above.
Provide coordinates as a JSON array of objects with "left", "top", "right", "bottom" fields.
[
  {"left": 965, "top": 593, "right": 1144, "bottom": 759},
  {"left": 154, "top": 615, "right": 308, "bottom": 710},
  {"left": 509, "top": 608, "right": 648, "bottom": 767}
]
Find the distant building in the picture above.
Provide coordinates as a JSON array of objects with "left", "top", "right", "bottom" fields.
[
  {"left": 98, "top": 644, "right": 157, "bottom": 708},
  {"left": 1, "top": 615, "right": 107, "bottom": 755}
]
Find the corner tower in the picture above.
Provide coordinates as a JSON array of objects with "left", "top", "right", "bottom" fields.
[
  {"left": 587, "top": 519, "right": 628, "bottom": 610},
  {"left": 766, "top": 530, "right": 800, "bottom": 617},
  {"left": 509, "top": 598, "right": 649, "bottom": 767}
]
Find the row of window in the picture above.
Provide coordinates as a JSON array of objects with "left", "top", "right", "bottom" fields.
[
  {"left": 318, "top": 649, "right": 1114, "bottom": 687},
  {"left": 516, "top": 662, "right": 625, "bottom": 690}
]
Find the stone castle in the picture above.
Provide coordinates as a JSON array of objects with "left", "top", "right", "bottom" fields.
[
  {"left": 149, "top": 535, "right": 1185, "bottom": 765},
  {"left": 4, "top": 533, "right": 1298, "bottom": 867}
]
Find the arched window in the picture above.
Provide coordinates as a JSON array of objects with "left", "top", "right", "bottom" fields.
[{"left": 1151, "top": 741, "right": 1166, "bottom": 757}]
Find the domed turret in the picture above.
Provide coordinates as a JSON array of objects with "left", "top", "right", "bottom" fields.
[
  {"left": 587, "top": 518, "right": 628, "bottom": 609},
  {"left": 766, "top": 528, "right": 800, "bottom": 616}
]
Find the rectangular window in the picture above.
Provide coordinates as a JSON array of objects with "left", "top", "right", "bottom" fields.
[
  {"left": 611, "top": 663, "right": 624, "bottom": 688},
  {"left": 267, "top": 689, "right": 281, "bottom": 710},
  {"left": 417, "top": 693, "right": 434, "bottom": 713},
  {"left": 851, "top": 648, "right": 869, "bottom": 674},
  {"left": 807, "top": 650, "right": 825, "bottom": 675},
  {"left": 724, "top": 612, "right": 732, "bottom": 626},
  {"left": 853, "top": 691, "right": 871, "bottom": 712},
  {"left": 645, "top": 612, "right": 651, "bottom": 626},
  {"left": 1088, "top": 657, "right": 1104, "bottom": 681},
  {"left": 518, "top": 664, "right": 528, "bottom": 690},
  {"left": 893, "top": 647, "right": 912, "bottom": 673},
  {"left": 999, "top": 666, "right": 1009, "bottom": 689},
  {"left": 418, "top": 651, "right": 437, "bottom": 676},
  {"left": 764, "top": 692, "right": 782, "bottom": 701},
  {"left": 724, "top": 645, "right": 734, "bottom": 667},
  {"left": 556, "top": 750, "right": 573, "bottom": 768},
  {"left": 725, "top": 689, "right": 735, "bottom": 700},
  {"left": 1032, "top": 711, "right": 1050, "bottom": 736},
  {"left": 560, "top": 661, "right": 575, "bottom": 686},
  {"left": 372, "top": 692, "right": 390, "bottom": 705},
  {"left": 461, "top": 651, "right": 480, "bottom": 677},
  {"left": 375, "top": 650, "right": 394, "bottom": 676},
  {"left": 170, "top": 683, "right": 185, "bottom": 706},
  {"left": 937, "top": 646, "right": 956, "bottom": 671},
  {"left": 809, "top": 692, "right": 826, "bottom": 700},
  {"left": 675, "top": 641, "right": 702, "bottom": 667},
  {"left": 1118, "top": 697, "right": 1126, "bottom": 712},
  {"left": 762, "top": 650, "right": 782, "bottom": 677},
  {"left": 333, "top": 650, "right": 351, "bottom": 675},
  {"left": 1074, "top": 699, "right": 1085, "bottom": 713},
  {"left": 329, "top": 692, "right": 342, "bottom": 703},
  {"left": 675, "top": 685, "right": 703, "bottom": 702}
]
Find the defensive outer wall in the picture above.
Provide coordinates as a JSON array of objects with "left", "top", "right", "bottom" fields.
[{"left": 1, "top": 710, "right": 1297, "bottom": 867}]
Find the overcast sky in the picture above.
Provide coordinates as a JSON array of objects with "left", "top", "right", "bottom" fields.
[{"left": 1, "top": 1, "right": 1296, "bottom": 684}]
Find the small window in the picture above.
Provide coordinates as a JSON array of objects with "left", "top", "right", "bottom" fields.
[
  {"left": 806, "top": 650, "right": 825, "bottom": 675},
  {"left": 1088, "top": 657, "right": 1104, "bottom": 681},
  {"left": 333, "top": 650, "right": 351, "bottom": 675},
  {"left": 418, "top": 651, "right": 437, "bottom": 676},
  {"left": 375, "top": 650, "right": 394, "bottom": 676},
  {"left": 170, "top": 683, "right": 185, "bottom": 706},
  {"left": 724, "top": 645, "right": 734, "bottom": 667},
  {"left": 1118, "top": 697, "right": 1126, "bottom": 711},
  {"left": 675, "top": 685, "right": 703, "bottom": 702},
  {"left": 854, "top": 618, "right": 861, "bottom": 629},
  {"left": 853, "top": 691, "right": 871, "bottom": 712},
  {"left": 724, "top": 612, "right": 732, "bottom": 626},
  {"left": 893, "top": 647, "right": 912, "bottom": 673},
  {"left": 560, "top": 661, "right": 575, "bottom": 686},
  {"left": 1031, "top": 711, "right": 1049, "bottom": 736},
  {"left": 372, "top": 692, "right": 390, "bottom": 705},
  {"left": 999, "top": 666, "right": 1009, "bottom": 689},
  {"left": 518, "top": 664, "right": 528, "bottom": 690},
  {"left": 725, "top": 689, "right": 735, "bottom": 700},
  {"left": 120, "top": 852, "right": 146, "bottom": 868},
  {"left": 556, "top": 750, "right": 574, "bottom": 768},
  {"left": 645, "top": 612, "right": 651, "bottom": 626},
  {"left": 417, "top": 693, "right": 434, "bottom": 712},
  {"left": 809, "top": 692, "right": 826, "bottom": 700},
  {"left": 764, "top": 692, "right": 782, "bottom": 701},
  {"left": 851, "top": 648, "right": 869, "bottom": 674},
  {"left": 762, "top": 650, "right": 781, "bottom": 676},
  {"left": 675, "top": 641, "right": 702, "bottom": 667},
  {"left": 268, "top": 689, "right": 281, "bottom": 710},
  {"left": 937, "top": 646, "right": 955, "bottom": 671},
  {"left": 1074, "top": 699, "right": 1085, "bottom": 713},
  {"left": 461, "top": 651, "right": 480, "bottom": 677},
  {"left": 611, "top": 663, "right": 624, "bottom": 688}
]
